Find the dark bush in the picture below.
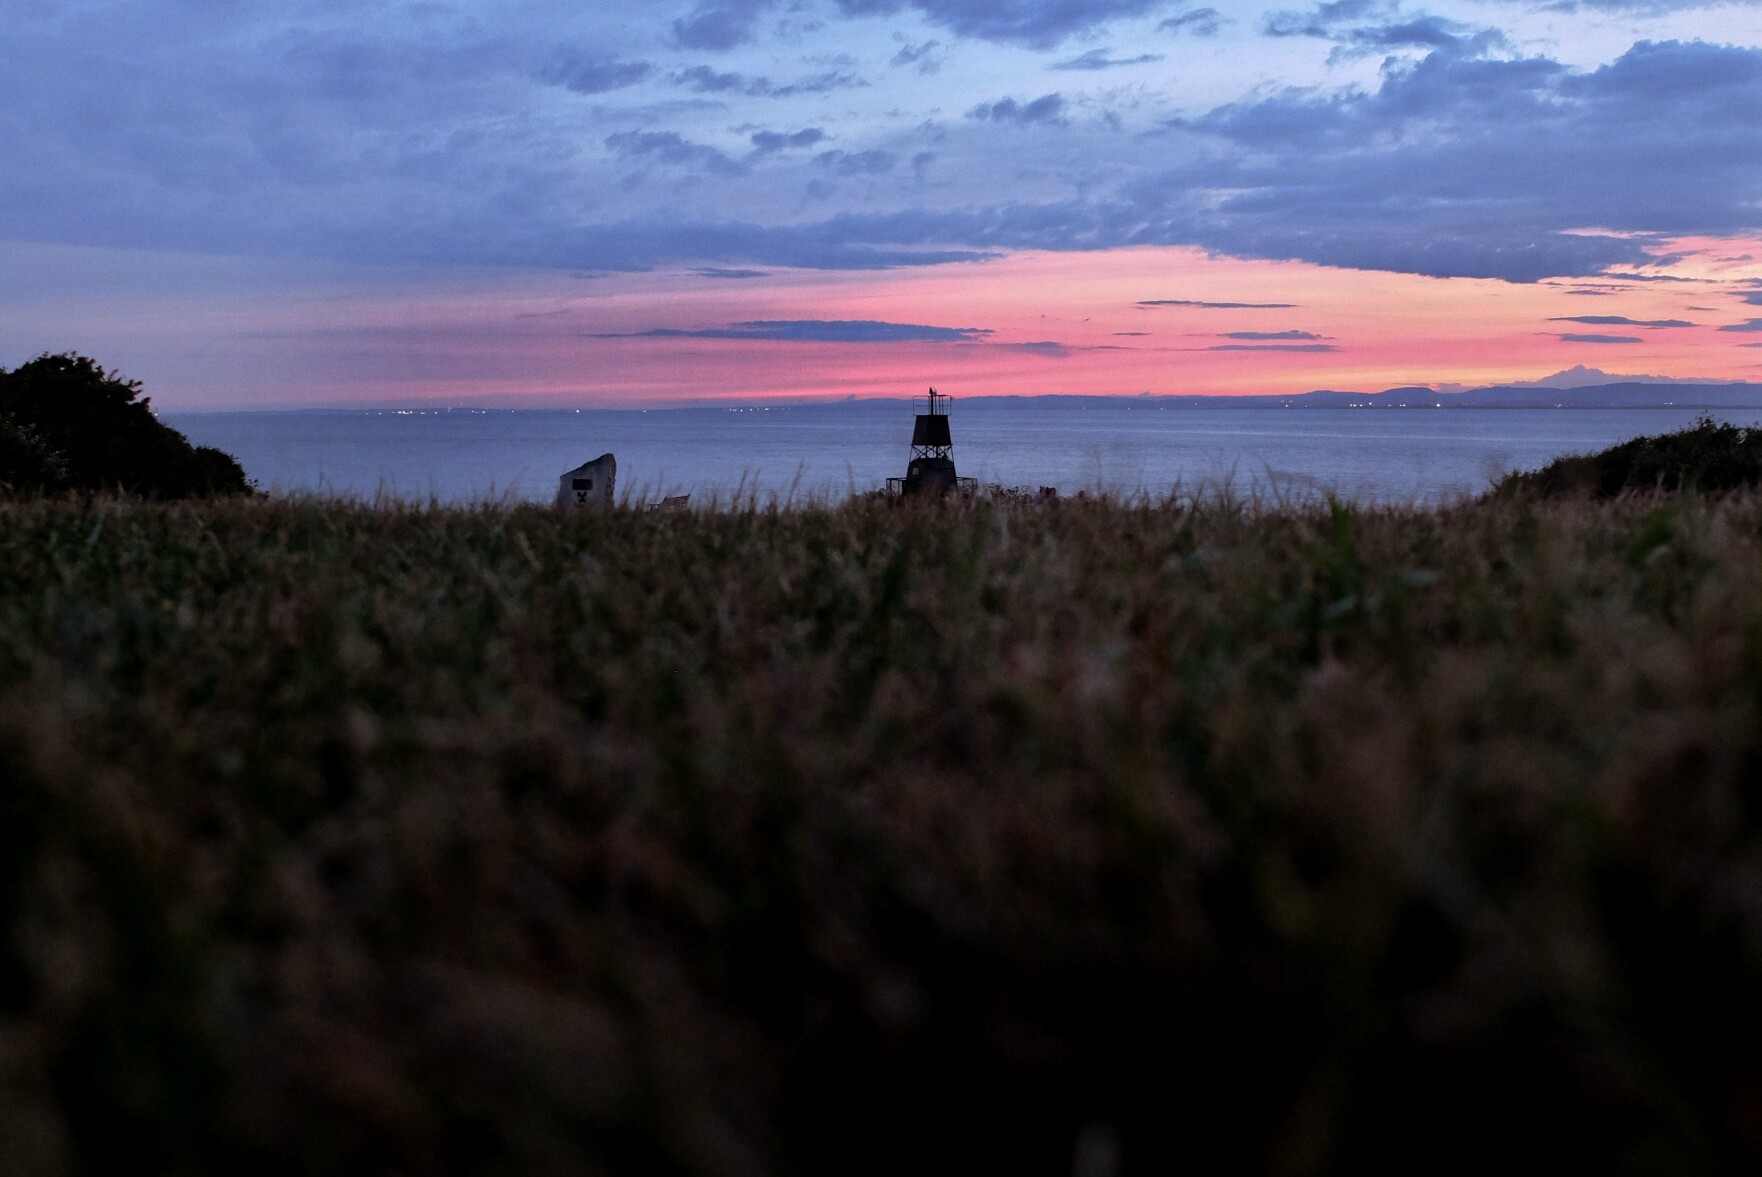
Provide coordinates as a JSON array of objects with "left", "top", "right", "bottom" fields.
[
  {"left": 0, "top": 352, "right": 252, "bottom": 498},
  {"left": 1496, "top": 414, "right": 1762, "bottom": 499},
  {"left": 0, "top": 413, "right": 70, "bottom": 496}
]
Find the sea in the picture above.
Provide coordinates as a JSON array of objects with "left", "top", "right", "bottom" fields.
[{"left": 166, "top": 402, "right": 1762, "bottom": 508}]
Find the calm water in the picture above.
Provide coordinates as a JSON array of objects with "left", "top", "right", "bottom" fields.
[{"left": 167, "top": 403, "right": 1762, "bottom": 507}]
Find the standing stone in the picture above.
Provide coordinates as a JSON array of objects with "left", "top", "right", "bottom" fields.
[{"left": 557, "top": 453, "right": 616, "bottom": 509}]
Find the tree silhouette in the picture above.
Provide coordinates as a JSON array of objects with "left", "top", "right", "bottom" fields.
[{"left": 0, "top": 353, "right": 251, "bottom": 498}]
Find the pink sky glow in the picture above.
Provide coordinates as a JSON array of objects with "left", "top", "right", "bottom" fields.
[
  {"left": 7, "top": 237, "right": 1762, "bottom": 410},
  {"left": 12, "top": 6, "right": 1762, "bottom": 411}
]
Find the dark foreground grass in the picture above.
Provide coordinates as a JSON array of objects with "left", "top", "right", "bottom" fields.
[{"left": 3, "top": 492, "right": 1762, "bottom": 1175}]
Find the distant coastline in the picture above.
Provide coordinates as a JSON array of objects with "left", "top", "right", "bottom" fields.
[
  {"left": 163, "top": 363, "right": 1762, "bottom": 418},
  {"left": 962, "top": 381, "right": 1762, "bottom": 412}
]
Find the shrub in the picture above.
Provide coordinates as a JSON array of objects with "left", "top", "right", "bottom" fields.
[
  {"left": 1495, "top": 414, "right": 1762, "bottom": 498},
  {"left": 0, "top": 413, "right": 70, "bottom": 496},
  {"left": 0, "top": 352, "right": 251, "bottom": 498}
]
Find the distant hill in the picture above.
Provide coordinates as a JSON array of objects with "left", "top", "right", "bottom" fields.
[
  {"left": 1244, "top": 381, "right": 1762, "bottom": 409},
  {"left": 958, "top": 381, "right": 1762, "bottom": 411},
  {"left": 1486, "top": 364, "right": 1746, "bottom": 390}
]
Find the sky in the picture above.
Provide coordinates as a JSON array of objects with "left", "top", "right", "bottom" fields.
[{"left": 6, "top": 0, "right": 1762, "bottom": 408}]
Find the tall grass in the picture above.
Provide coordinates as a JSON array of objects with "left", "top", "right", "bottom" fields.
[{"left": 2, "top": 491, "right": 1761, "bottom": 1174}]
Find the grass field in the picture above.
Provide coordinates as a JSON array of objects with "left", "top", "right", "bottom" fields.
[{"left": 3, "top": 490, "right": 1761, "bottom": 1174}]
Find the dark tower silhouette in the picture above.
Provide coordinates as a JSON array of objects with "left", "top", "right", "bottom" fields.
[{"left": 889, "top": 387, "right": 971, "bottom": 499}]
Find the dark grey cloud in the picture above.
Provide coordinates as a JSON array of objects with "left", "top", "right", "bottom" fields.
[
  {"left": 674, "top": 65, "right": 752, "bottom": 92},
  {"left": 1548, "top": 315, "right": 1694, "bottom": 327},
  {"left": 815, "top": 149, "right": 897, "bottom": 175},
  {"left": 1598, "top": 271, "right": 1713, "bottom": 283},
  {"left": 1263, "top": 0, "right": 1383, "bottom": 38},
  {"left": 673, "top": 0, "right": 771, "bottom": 50},
  {"left": 1159, "top": 8, "right": 1224, "bottom": 35},
  {"left": 1052, "top": 49, "right": 1164, "bottom": 70},
  {"left": 891, "top": 40, "right": 944, "bottom": 73},
  {"left": 1202, "top": 343, "right": 1339, "bottom": 351},
  {"left": 832, "top": 0, "right": 1178, "bottom": 49},
  {"left": 1557, "top": 333, "right": 1644, "bottom": 343},
  {"left": 1264, "top": 2, "right": 1504, "bottom": 57},
  {"left": 604, "top": 131, "right": 743, "bottom": 174},
  {"left": 1139, "top": 299, "right": 1299, "bottom": 308},
  {"left": 1349, "top": 18, "right": 1504, "bottom": 57},
  {"left": 666, "top": 0, "right": 1178, "bottom": 51},
  {"left": 776, "top": 71, "right": 867, "bottom": 96},
  {"left": 543, "top": 54, "right": 653, "bottom": 95},
  {"left": 592, "top": 319, "right": 992, "bottom": 342},
  {"left": 1138, "top": 40, "right": 1762, "bottom": 281},
  {"left": 691, "top": 267, "right": 770, "bottom": 278},
  {"left": 1221, "top": 329, "right": 1325, "bottom": 339},
  {"left": 1719, "top": 319, "right": 1762, "bottom": 332},
  {"left": 1742, "top": 292, "right": 1762, "bottom": 305},
  {"left": 750, "top": 128, "right": 827, "bottom": 154},
  {"left": 517, "top": 219, "right": 1000, "bottom": 271},
  {"left": 968, "top": 93, "right": 1067, "bottom": 124},
  {"left": 674, "top": 65, "right": 864, "bottom": 96},
  {"left": 1487, "top": 0, "right": 1747, "bottom": 11},
  {"left": 10, "top": 9, "right": 1762, "bottom": 291}
]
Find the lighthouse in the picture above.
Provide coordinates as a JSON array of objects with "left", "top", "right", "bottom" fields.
[{"left": 888, "top": 387, "right": 973, "bottom": 499}]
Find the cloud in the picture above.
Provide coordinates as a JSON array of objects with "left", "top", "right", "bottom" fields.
[
  {"left": 666, "top": 0, "right": 1179, "bottom": 51},
  {"left": 543, "top": 54, "right": 653, "bottom": 95},
  {"left": 891, "top": 40, "right": 944, "bottom": 73},
  {"left": 1201, "top": 343, "right": 1339, "bottom": 352},
  {"left": 525, "top": 219, "right": 1001, "bottom": 271},
  {"left": 1264, "top": 4, "right": 1505, "bottom": 58},
  {"left": 1497, "top": 0, "right": 1758, "bottom": 17},
  {"left": 968, "top": 94, "right": 1068, "bottom": 125},
  {"left": 1557, "top": 333, "right": 1644, "bottom": 343},
  {"left": 1136, "top": 40, "right": 1762, "bottom": 281},
  {"left": 750, "top": 128, "right": 827, "bottom": 154},
  {"left": 1547, "top": 315, "right": 1694, "bottom": 327},
  {"left": 674, "top": 65, "right": 864, "bottom": 97},
  {"left": 1740, "top": 292, "right": 1762, "bottom": 305},
  {"left": 604, "top": 131, "right": 743, "bottom": 174},
  {"left": 1597, "top": 271, "right": 1713, "bottom": 283},
  {"left": 1221, "top": 329, "right": 1325, "bottom": 339},
  {"left": 815, "top": 149, "right": 897, "bottom": 176},
  {"left": 1348, "top": 18, "right": 1504, "bottom": 57},
  {"left": 11, "top": 11, "right": 1762, "bottom": 290},
  {"left": 673, "top": 0, "right": 771, "bottom": 50},
  {"left": 1138, "top": 299, "right": 1299, "bottom": 308},
  {"left": 674, "top": 65, "right": 752, "bottom": 92},
  {"left": 591, "top": 319, "right": 993, "bottom": 342},
  {"left": 1718, "top": 319, "right": 1762, "bottom": 332},
  {"left": 691, "top": 267, "right": 770, "bottom": 278},
  {"left": 1052, "top": 49, "right": 1164, "bottom": 70},
  {"left": 832, "top": 0, "right": 1178, "bottom": 49},
  {"left": 1159, "top": 8, "right": 1224, "bottom": 35}
]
